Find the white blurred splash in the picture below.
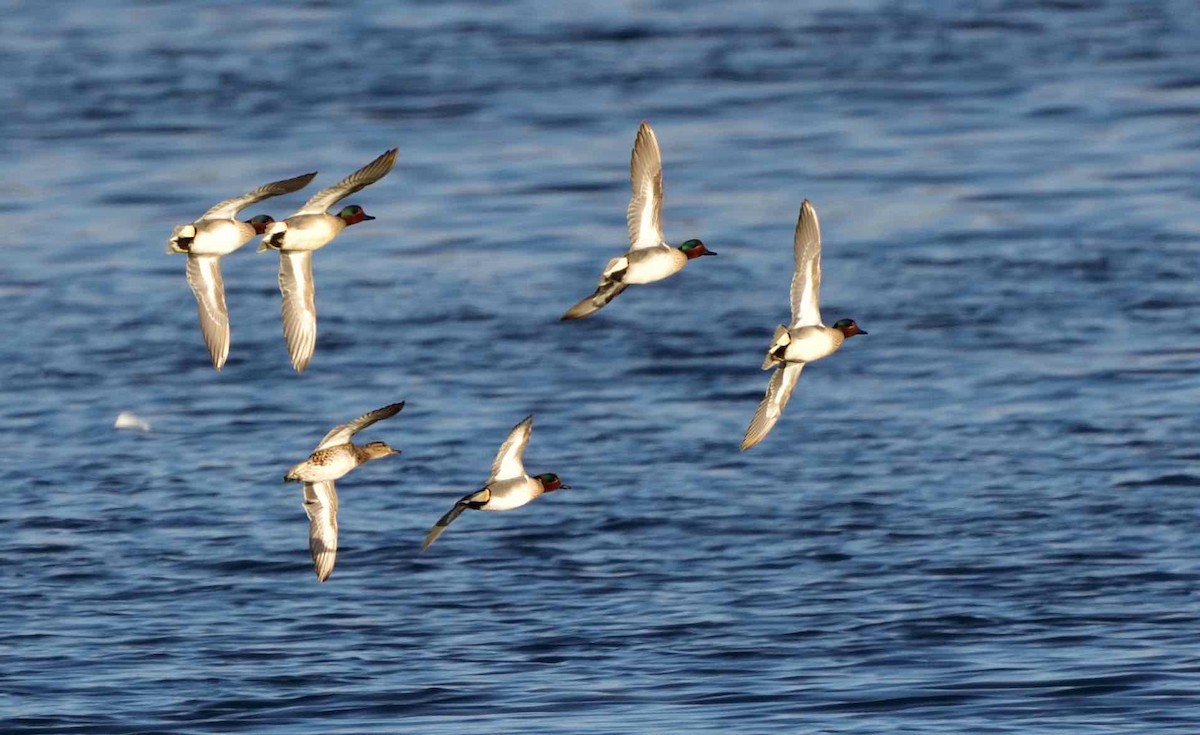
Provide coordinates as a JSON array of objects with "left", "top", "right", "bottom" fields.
[{"left": 114, "top": 411, "right": 151, "bottom": 432}]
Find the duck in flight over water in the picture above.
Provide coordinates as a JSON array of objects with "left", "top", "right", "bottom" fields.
[{"left": 741, "top": 200, "right": 866, "bottom": 451}]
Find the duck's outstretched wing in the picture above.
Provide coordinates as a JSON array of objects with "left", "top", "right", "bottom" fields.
[
  {"left": 278, "top": 250, "right": 317, "bottom": 373},
  {"left": 185, "top": 255, "right": 230, "bottom": 370},
  {"left": 420, "top": 488, "right": 490, "bottom": 553},
  {"left": 200, "top": 172, "right": 317, "bottom": 220},
  {"left": 741, "top": 363, "right": 804, "bottom": 451},
  {"left": 561, "top": 278, "right": 628, "bottom": 320},
  {"left": 626, "top": 121, "right": 665, "bottom": 251},
  {"left": 314, "top": 402, "right": 406, "bottom": 451},
  {"left": 303, "top": 481, "right": 339, "bottom": 582},
  {"left": 789, "top": 199, "right": 823, "bottom": 327},
  {"left": 296, "top": 149, "right": 398, "bottom": 215},
  {"left": 489, "top": 415, "right": 533, "bottom": 482}
]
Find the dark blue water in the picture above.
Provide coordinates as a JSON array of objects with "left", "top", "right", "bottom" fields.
[{"left": 4, "top": 1, "right": 1200, "bottom": 732}]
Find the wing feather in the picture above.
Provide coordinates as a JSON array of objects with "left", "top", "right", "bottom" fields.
[
  {"left": 185, "top": 255, "right": 230, "bottom": 370},
  {"left": 560, "top": 279, "right": 628, "bottom": 320},
  {"left": 200, "top": 172, "right": 317, "bottom": 220},
  {"left": 626, "top": 122, "right": 665, "bottom": 251},
  {"left": 297, "top": 149, "right": 398, "bottom": 215},
  {"left": 741, "top": 363, "right": 804, "bottom": 451},
  {"left": 789, "top": 199, "right": 823, "bottom": 327},
  {"left": 489, "top": 415, "right": 533, "bottom": 482},
  {"left": 279, "top": 251, "right": 317, "bottom": 373},
  {"left": 420, "top": 501, "right": 469, "bottom": 552},
  {"left": 315, "top": 402, "right": 406, "bottom": 451},
  {"left": 303, "top": 481, "right": 338, "bottom": 582}
]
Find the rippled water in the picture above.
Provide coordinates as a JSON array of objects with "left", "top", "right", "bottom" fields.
[{"left": 4, "top": 1, "right": 1200, "bottom": 732}]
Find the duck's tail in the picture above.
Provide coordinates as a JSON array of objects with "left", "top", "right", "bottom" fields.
[
  {"left": 167, "top": 224, "right": 196, "bottom": 254},
  {"left": 257, "top": 222, "right": 287, "bottom": 252},
  {"left": 761, "top": 325, "right": 790, "bottom": 370}
]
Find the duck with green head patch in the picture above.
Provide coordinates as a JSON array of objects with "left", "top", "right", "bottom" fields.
[
  {"left": 561, "top": 121, "right": 715, "bottom": 320},
  {"left": 258, "top": 148, "right": 398, "bottom": 372},
  {"left": 167, "top": 171, "right": 317, "bottom": 370},
  {"left": 421, "top": 415, "right": 571, "bottom": 552},
  {"left": 742, "top": 200, "right": 866, "bottom": 451}
]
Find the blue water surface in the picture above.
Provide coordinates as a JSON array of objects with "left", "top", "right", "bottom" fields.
[{"left": 2, "top": 1, "right": 1200, "bottom": 732}]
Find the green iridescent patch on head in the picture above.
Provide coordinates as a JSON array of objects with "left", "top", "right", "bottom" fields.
[
  {"left": 832, "top": 318, "right": 866, "bottom": 337},
  {"left": 679, "top": 239, "right": 715, "bottom": 259},
  {"left": 339, "top": 205, "right": 363, "bottom": 216},
  {"left": 537, "top": 473, "right": 570, "bottom": 490}
]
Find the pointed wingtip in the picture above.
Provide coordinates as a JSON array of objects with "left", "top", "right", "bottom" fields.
[
  {"left": 368, "top": 148, "right": 399, "bottom": 180},
  {"left": 419, "top": 531, "right": 438, "bottom": 554},
  {"left": 740, "top": 426, "right": 767, "bottom": 451},
  {"left": 561, "top": 298, "right": 599, "bottom": 321}
]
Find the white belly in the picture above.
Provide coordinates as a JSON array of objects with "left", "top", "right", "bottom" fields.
[
  {"left": 484, "top": 477, "right": 540, "bottom": 511},
  {"left": 783, "top": 325, "right": 841, "bottom": 363},
  {"left": 623, "top": 248, "right": 686, "bottom": 284}
]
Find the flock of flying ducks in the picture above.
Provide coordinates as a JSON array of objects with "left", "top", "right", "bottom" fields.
[{"left": 167, "top": 122, "right": 865, "bottom": 581}]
